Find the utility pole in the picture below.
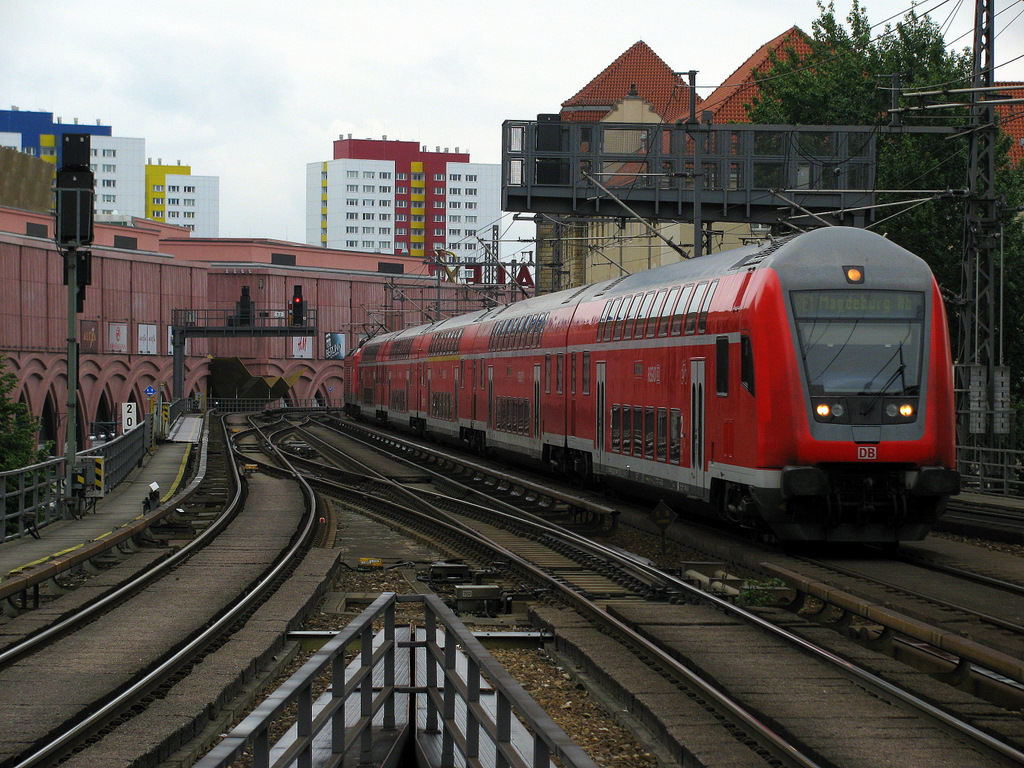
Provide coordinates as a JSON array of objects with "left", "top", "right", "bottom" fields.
[
  {"left": 958, "top": 0, "right": 1008, "bottom": 448},
  {"left": 54, "top": 133, "right": 94, "bottom": 518}
]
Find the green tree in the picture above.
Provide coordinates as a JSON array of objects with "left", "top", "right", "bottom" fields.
[{"left": 0, "top": 353, "right": 45, "bottom": 471}]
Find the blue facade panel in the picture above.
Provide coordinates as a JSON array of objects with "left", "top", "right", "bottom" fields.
[{"left": 1, "top": 109, "right": 112, "bottom": 164}]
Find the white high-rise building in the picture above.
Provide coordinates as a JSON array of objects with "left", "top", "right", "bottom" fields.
[
  {"left": 91, "top": 136, "right": 145, "bottom": 219},
  {"left": 306, "top": 138, "right": 503, "bottom": 267}
]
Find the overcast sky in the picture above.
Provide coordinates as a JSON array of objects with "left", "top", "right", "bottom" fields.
[{"left": 4, "top": 0, "right": 1023, "bottom": 257}]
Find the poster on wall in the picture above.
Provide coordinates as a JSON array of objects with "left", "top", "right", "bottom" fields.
[
  {"left": 138, "top": 323, "right": 158, "bottom": 355},
  {"left": 324, "top": 332, "right": 346, "bottom": 360},
  {"left": 291, "top": 336, "right": 313, "bottom": 359},
  {"left": 80, "top": 320, "right": 99, "bottom": 354},
  {"left": 108, "top": 322, "right": 129, "bottom": 353}
]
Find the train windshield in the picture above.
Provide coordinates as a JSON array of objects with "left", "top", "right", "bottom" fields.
[{"left": 790, "top": 290, "right": 925, "bottom": 396}]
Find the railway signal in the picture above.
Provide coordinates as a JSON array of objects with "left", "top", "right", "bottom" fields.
[{"left": 290, "top": 285, "right": 305, "bottom": 325}]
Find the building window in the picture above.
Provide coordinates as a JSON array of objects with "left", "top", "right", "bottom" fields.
[
  {"left": 184, "top": 211, "right": 194, "bottom": 219},
  {"left": 379, "top": 200, "right": 391, "bottom": 207},
  {"left": 363, "top": 185, "right": 375, "bottom": 192},
  {"left": 449, "top": 173, "right": 461, "bottom": 181},
  {"left": 380, "top": 172, "right": 391, "bottom": 179},
  {"left": 466, "top": 216, "right": 477, "bottom": 223},
  {"left": 434, "top": 173, "right": 444, "bottom": 181},
  {"left": 346, "top": 240, "right": 358, "bottom": 247},
  {"left": 363, "top": 199, "right": 375, "bottom": 206},
  {"left": 434, "top": 215, "right": 445, "bottom": 222},
  {"left": 347, "top": 170, "right": 358, "bottom": 178},
  {"left": 412, "top": 215, "right": 424, "bottom": 222},
  {"left": 397, "top": 187, "right": 408, "bottom": 194},
  {"left": 168, "top": 198, "right": 179, "bottom": 205},
  {"left": 168, "top": 185, "right": 180, "bottom": 192},
  {"left": 184, "top": 198, "right": 195, "bottom": 206},
  {"left": 102, "top": 148, "right": 116, "bottom": 157},
  {"left": 466, "top": 188, "right": 477, "bottom": 195},
  {"left": 448, "top": 229, "right": 460, "bottom": 236},
  {"left": 397, "top": 214, "right": 408, "bottom": 222},
  {"left": 346, "top": 212, "right": 358, "bottom": 219},
  {"left": 396, "top": 228, "right": 408, "bottom": 235},
  {"left": 152, "top": 184, "right": 164, "bottom": 192},
  {"left": 346, "top": 184, "right": 359, "bottom": 192},
  {"left": 346, "top": 226, "right": 358, "bottom": 233},
  {"left": 102, "top": 194, "right": 116, "bottom": 202},
  {"left": 363, "top": 171, "right": 375, "bottom": 178},
  {"left": 102, "top": 164, "right": 115, "bottom": 172},
  {"left": 397, "top": 172, "right": 408, "bottom": 180},
  {"left": 102, "top": 179, "right": 116, "bottom": 188},
  {"left": 433, "top": 187, "right": 444, "bottom": 194},
  {"left": 379, "top": 213, "right": 391, "bottom": 221},
  {"left": 466, "top": 202, "right": 477, "bottom": 209},
  {"left": 433, "top": 201, "right": 444, "bottom": 208},
  {"left": 449, "top": 188, "right": 461, "bottom": 195},
  {"left": 379, "top": 185, "right": 391, "bottom": 193},
  {"left": 363, "top": 213, "right": 375, "bottom": 220},
  {"left": 363, "top": 226, "right": 375, "bottom": 234},
  {"left": 346, "top": 198, "right": 358, "bottom": 205},
  {"left": 449, "top": 215, "right": 461, "bottom": 222},
  {"left": 379, "top": 227, "right": 391, "bottom": 234},
  {"left": 434, "top": 229, "right": 444, "bottom": 236},
  {"left": 153, "top": 197, "right": 163, "bottom": 204},
  {"left": 184, "top": 185, "right": 195, "bottom": 192},
  {"left": 362, "top": 240, "right": 374, "bottom": 247},
  {"left": 169, "top": 211, "right": 180, "bottom": 218},
  {"left": 449, "top": 201, "right": 461, "bottom": 209},
  {"left": 467, "top": 174, "right": 477, "bottom": 181},
  {"left": 411, "top": 172, "right": 424, "bottom": 181}
]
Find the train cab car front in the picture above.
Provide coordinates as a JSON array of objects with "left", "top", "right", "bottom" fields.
[{"left": 756, "top": 229, "right": 959, "bottom": 542}]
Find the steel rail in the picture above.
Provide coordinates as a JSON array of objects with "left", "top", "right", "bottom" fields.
[
  {"left": 325, "top": 416, "right": 1024, "bottom": 767},
  {"left": 10, "top": 415, "right": 318, "bottom": 768}
]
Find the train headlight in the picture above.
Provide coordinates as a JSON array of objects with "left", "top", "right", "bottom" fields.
[
  {"left": 816, "top": 404, "right": 831, "bottom": 417},
  {"left": 885, "top": 403, "right": 898, "bottom": 418},
  {"left": 831, "top": 403, "right": 844, "bottom": 418},
  {"left": 899, "top": 403, "right": 914, "bottom": 417}
]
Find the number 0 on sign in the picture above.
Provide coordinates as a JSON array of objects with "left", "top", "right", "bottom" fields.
[{"left": 122, "top": 402, "right": 138, "bottom": 432}]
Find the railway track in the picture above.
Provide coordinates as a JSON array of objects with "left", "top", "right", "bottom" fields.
[
  {"left": 0, "top": 414, "right": 320, "bottom": 768},
  {"left": 261, "top": 413, "right": 1024, "bottom": 767}
]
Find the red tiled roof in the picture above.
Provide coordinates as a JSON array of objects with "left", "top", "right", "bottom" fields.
[
  {"left": 994, "top": 82, "right": 1024, "bottom": 166},
  {"left": 701, "top": 26, "right": 812, "bottom": 123},
  {"left": 559, "top": 41, "right": 699, "bottom": 123}
]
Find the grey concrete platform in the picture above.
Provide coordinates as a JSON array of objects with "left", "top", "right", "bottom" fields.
[{"left": 0, "top": 439, "right": 193, "bottom": 579}]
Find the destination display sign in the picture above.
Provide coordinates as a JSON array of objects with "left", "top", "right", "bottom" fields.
[{"left": 791, "top": 290, "right": 924, "bottom": 320}]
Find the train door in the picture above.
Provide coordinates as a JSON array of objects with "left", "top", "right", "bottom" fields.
[
  {"left": 471, "top": 360, "right": 477, "bottom": 422},
  {"left": 690, "top": 358, "right": 707, "bottom": 494},
  {"left": 596, "top": 362, "right": 606, "bottom": 456},
  {"left": 533, "top": 364, "right": 541, "bottom": 437},
  {"left": 453, "top": 366, "right": 459, "bottom": 422},
  {"left": 487, "top": 366, "right": 494, "bottom": 428}
]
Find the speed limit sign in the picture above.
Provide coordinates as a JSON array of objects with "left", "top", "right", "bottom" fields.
[{"left": 122, "top": 402, "right": 138, "bottom": 432}]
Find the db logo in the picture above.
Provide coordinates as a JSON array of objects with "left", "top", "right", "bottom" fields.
[{"left": 857, "top": 446, "right": 877, "bottom": 460}]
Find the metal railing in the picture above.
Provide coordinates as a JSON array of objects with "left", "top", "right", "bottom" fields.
[{"left": 196, "top": 592, "right": 598, "bottom": 768}]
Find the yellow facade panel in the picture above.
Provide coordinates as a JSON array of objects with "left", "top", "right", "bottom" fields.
[{"left": 40, "top": 134, "right": 55, "bottom": 147}]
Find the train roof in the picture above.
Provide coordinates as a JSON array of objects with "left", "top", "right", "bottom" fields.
[{"left": 358, "top": 227, "right": 925, "bottom": 350}]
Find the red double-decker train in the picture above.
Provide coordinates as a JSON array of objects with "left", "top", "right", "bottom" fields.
[{"left": 344, "top": 227, "right": 959, "bottom": 542}]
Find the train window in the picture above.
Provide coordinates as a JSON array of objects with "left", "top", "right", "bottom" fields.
[
  {"left": 645, "top": 406, "right": 655, "bottom": 458},
  {"left": 611, "top": 405, "right": 621, "bottom": 451},
  {"left": 621, "top": 406, "right": 632, "bottom": 454},
  {"left": 670, "top": 285, "right": 694, "bottom": 335},
  {"left": 646, "top": 290, "right": 669, "bottom": 338},
  {"left": 615, "top": 295, "right": 639, "bottom": 340},
  {"left": 657, "top": 408, "right": 668, "bottom": 461},
  {"left": 698, "top": 280, "right": 719, "bottom": 333},
  {"left": 622, "top": 293, "right": 647, "bottom": 340},
  {"left": 570, "top": 352, "right": 577, "bottom": 395},
  {"left": 598, "top": 300, "right": 614, "bottom": 341},
  {"left": 685, "top": 282, "right": 709, "bottom": 334},
  {"left": 545, "top": 355, "right": 551, "bottom": 394},
  {"left": 657, "top": 286, "right": 680, "bottom": 337},
  {"left": 556, "top": 354, "right": 564, "bottom": 394},
  {"left": 633, "top": 406, "right": 644, "bottom": 456},
  {"left": 741, "top": 335, "right": 755, "bottom": 395},
  {"left": 582, "top": 352, "right": 591, "bottom": 395},
  {"left": 604, "top": 298, "right": 623, "bottom": 342},
  {"left": 669, "top": 409, "right": 681, "bottom": 463},
  {"left": 716, "top": 336, "right": 729, "bottom": 396},
  {"left": 632, "top": 292, "right": 656, "bottom": 339}
]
